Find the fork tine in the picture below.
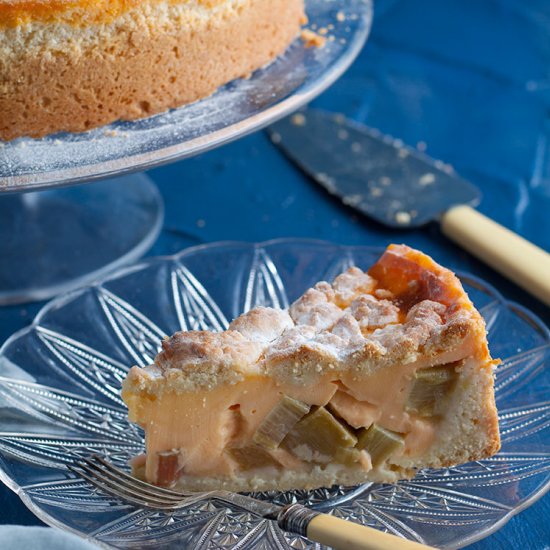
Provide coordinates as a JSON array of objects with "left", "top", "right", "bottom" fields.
[
  {"left": 87, "top": 455, "right": 192, "bottom": 500},
  {"left": 90, "top": 455, "right": 188, "bottom": 496},
  {"left": 84, "top": 457, "right": 265, "bottom": 512},
  {"left": 71, "top": 460, "right": 190, "bottom": 510},
  {"left": 67, "top": 464, "right": 182, "bottom": 510},
  {"left": 77, "top": 456, "right": 212, "bottom": 508},
  {"left": 70, "top": 455, "right": 280, "bottom": 518}
]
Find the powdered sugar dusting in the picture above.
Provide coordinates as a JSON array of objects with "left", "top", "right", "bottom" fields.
[
  {"left": 332, "top": 267, "right": 376, "bottom": 306},
  {"left": 289, "top": 284, "right": 342, "bottom": 330},
  {"left": 350, "top": 294, "right": 399, "bottom": 328},
  {"left": 229, "top": 307, "right": 293, "bottom": 343}
]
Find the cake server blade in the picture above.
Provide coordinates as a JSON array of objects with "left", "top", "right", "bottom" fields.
[
  {"left": 268, "top": 109, "right": 479, "bottom": 228},
  {"left": 267, "top": 109, "right": 550, "bottom": 306}
]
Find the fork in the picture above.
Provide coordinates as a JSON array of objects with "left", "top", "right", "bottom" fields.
[{"left": 69, "top": 455, "right": 434, "bottom": 550}]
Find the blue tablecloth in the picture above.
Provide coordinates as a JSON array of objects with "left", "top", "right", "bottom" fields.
[{"left": 1, "top": 0, "right": 549, "bottom": 547}]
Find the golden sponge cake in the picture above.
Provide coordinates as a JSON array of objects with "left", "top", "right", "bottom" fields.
[{"left": 0, "top": 0, "right": 305, "bottom": 140}]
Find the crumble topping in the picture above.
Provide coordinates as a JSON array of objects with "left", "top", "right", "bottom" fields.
[
  {"left": 349, "top": 294, "right": 400, "bottom": 328},
  {"left": 228, "top": 307, "right": 293, "bottom": 344},
  {"left": 332, "top": 266, "right": 376, "bottom": 306},
  {"left": 124, "top": 245, "right": 486, "bottom": 394},
  {"left": 300, "top": 29, "right": 326, "bottom": 48}
]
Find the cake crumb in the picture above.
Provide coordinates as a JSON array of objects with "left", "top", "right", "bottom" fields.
[
  {"left": 443, "top": 163, "right": 454, "bottom": 174},
  {"left": 336, "top": 11, "right": 346, "bottom": 22},
  {"left": 334, "top": 113, "right": 346, "bottom": 124},
  {"left": 291, "top": 113, "right": 307, "bottom": 127},
  {"left": 398, "top": 148, "right": 409, "bottom": 159},
  {"left": 435, "top": 160, "right": 454, "bottom": 174},
  {"left": 337, "top": 129, "right": 349, "bottom": 140},
  {"left": 343, "top": 194, "right": 362, "bottom": 206},
  {"left": 395, "top": 211, "right": 412, "bottom": 225},
  {"left": 374, "top": 288, "right": 394, "bottom": 299},
  {"left": 419, "top": 173, "right": 436, "bottom": 186},
  {"left": 301, "top": 29, "right": 327, "bottom": 48}
]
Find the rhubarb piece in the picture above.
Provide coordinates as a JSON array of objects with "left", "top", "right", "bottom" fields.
[
  {"left": 253, "top": 395, "right": 310, "bottom": 450},
  {"left": 156, "top": 450, "right": 184, "bottom": 487},
  {"left": 356, "top": 424, "right": 404, "bottom": 467},
  {"left": 406, "top": 365, "right": 458, "bottom": 417},
  {"left": 282, "top": 407, "right": 357, "bottom": 463},
  {"left": 226, "top": 445, "right": 281, "bottom": 471},
  {"left": 334, "top": 447, "right": 364, "bottom": 466}
]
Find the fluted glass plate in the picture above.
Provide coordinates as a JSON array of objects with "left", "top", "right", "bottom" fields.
[
  {"left": 0, "top": 240, "right": 549, "bottom": 549},
  {"left": 0, "top": 0, "right": 372, "bottom": 191}
]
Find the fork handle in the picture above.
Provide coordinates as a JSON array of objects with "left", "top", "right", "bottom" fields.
[{"left": 277, "top": 504, "right": 435, "bottom": 550}]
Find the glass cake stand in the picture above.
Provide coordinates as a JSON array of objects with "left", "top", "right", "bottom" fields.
[{"left": 0, "top": 0, "right": 373, "bottom": 305}]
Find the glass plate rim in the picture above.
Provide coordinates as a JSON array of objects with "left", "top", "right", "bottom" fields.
[{"left": 1, "top": 237, "right": 549, "bottom": 550}]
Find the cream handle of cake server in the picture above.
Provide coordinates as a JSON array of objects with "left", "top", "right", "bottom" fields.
[
  {"left": 306, "top": 513, "right": 435, "bottom": 550},
  {"left": 441, "top": 205, "right": 550, "bottom": 307}
]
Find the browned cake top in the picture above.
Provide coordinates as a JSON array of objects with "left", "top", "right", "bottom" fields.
[
  {"left": 0, "top": 0, "right": 228, "bottom": 27},
  {"left": 124, "top": 245, "right": 489, "bottom": 394}
]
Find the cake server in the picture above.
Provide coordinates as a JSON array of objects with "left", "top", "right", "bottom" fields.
[
  {"left": 71, "top": 455, "right": 434, "bottom": 550},
  {"left": 268, "top": 109, "right": 550, "bottom": 306}
]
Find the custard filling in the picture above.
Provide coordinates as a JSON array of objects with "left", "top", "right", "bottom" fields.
[{"left": 127, "top": 358, "right": 473, "bottom": 486}]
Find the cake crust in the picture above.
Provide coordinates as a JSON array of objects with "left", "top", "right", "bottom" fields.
[{"left": 0, "top": 0, "right": 305, "bottom": 140}]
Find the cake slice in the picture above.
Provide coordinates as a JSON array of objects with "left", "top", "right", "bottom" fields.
[{"left": 122, "top": 244, "right": 500, "bottom": 491}]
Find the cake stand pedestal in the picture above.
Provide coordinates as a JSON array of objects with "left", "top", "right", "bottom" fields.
[
  {"left": 0, "top": 174, "right": 163, "bottom": 305},
  {"left": 0, "top": 0, "right": 372, "bottom": 305}
]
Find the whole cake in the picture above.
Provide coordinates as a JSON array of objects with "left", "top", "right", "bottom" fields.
[
  {"left": 0, "top": 0, "right": 305, "bottom": 140},
  {"left": 122, "top": 245, "right": 500, "bottom": 492}
]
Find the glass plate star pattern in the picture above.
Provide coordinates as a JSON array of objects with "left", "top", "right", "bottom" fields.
[{"left": 0, "top": 240, "right": 548, "bottom": 549}]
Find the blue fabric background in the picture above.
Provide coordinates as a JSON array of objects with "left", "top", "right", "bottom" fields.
[{"left": 1, "top": 0, "right": 549, "bottom": 547}]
